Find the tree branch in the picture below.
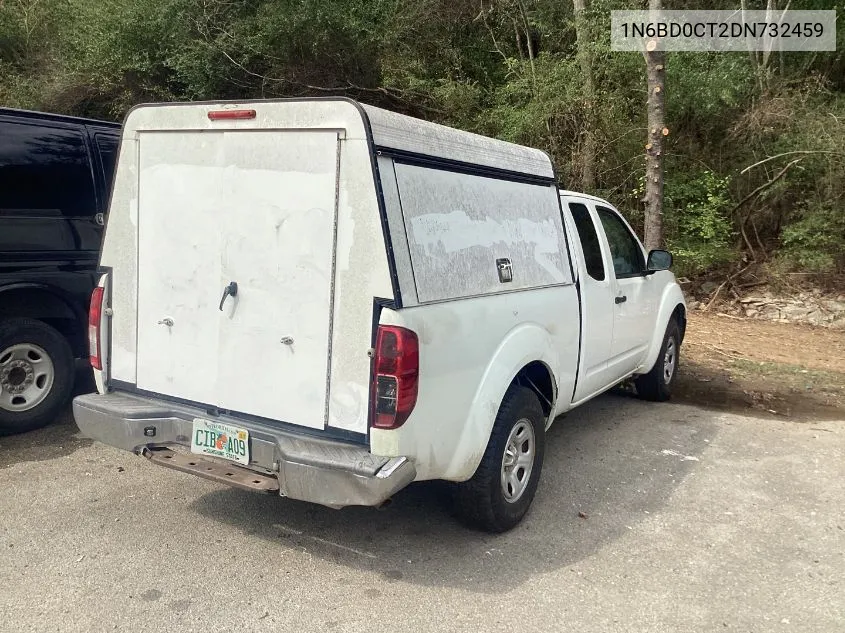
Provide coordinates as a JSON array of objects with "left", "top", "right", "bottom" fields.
[
  {"left": 732, "top": 158, "right": 801, "bottom": 215},
  {"left": 703, "top": 262, "right": 754, "bottom": 311},
  {"left": 514, "top": 0, "right": 537, "bottom": 96},
  {"left": 477, "top": 2, "right": 510, "bottom": 65},
  {"left": 740, "top": 150, "right": 842, "bottom": 174},
  {"left": 218, "top": 50, "right": 444, "bottom": 115}
]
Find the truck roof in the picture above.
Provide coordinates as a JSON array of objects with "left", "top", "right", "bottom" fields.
[
  {"left": 361, "top": 103, "right": 555, "bottom": 180},
  {"left": 558, "top": 189, "right": 614, "bottom": 208},
  {"left": 122, "top": 98, "right": 555, "bottom": 181}
]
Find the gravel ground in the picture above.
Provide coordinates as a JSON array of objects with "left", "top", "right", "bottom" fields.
[{"left": 1, "top": 393, "right": 843, "bottom": 633}]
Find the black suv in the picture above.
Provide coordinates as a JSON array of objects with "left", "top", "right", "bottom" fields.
[{"left": 0, "top": 108, "right": 120, "bottom": 434}]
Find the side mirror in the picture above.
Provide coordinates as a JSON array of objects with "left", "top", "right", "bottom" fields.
[{"left": 646, "top": 249, "right": 673, "bottom": 271}]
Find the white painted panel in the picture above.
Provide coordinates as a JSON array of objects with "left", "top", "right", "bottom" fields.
[
  {"left": 100, "top": 137, "right": 139, "bottom": 384},
  {"left": 135, "top": 130, "right": 339, "bottom": 430},
  {"left": 394, "top": 164, "right": 571, "bottom": 303},
  {"left": 325, "top": 139, "right": 394, "bottom": 434},
  {"left": 136, "top": 132, "right": 225, "bottom": 405},
  {"left": 106, "top": 100, "right": 370, "bottom": 389},
  {"left": 215, "top": 131, "right": 339, "bottom": 429},
  {"left": 370, "top": 286, "right": 580, "bottom": 481}
]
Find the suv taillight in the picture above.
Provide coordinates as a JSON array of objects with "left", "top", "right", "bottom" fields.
[
  {"left": 370, "top": 326, "right": 419, "bottom": 429},
  {"left": 88, "top": 287, "right": 104, "bottom": 370}
]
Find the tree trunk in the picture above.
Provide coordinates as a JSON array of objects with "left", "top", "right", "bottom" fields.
[
  {"left": 514, "top": 1, "right": 538, "bottom": 96},
  {"left": 643, "top": 0, "right": 665, "bottom": 251},
  {"left": 573, "top": 0, "right": 596, "bottom": 191}
]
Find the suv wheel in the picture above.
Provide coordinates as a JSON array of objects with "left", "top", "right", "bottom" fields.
[{"left": 0, "top": 318, "right": 75, "bottom": 435}]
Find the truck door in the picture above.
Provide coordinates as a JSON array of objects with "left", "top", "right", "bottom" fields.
[
  {"left": 562, "top": 200, "right": 618, "bottom": 402},
  {"left": 594, "top": 205, "right": 659, "bottom": 376}
]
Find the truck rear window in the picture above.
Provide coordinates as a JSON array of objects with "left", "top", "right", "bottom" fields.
[{"left": 568, "top": 203, "right": 605, "bottom": 281}]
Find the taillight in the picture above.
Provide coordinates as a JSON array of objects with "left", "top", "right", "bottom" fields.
[
  {"left": 88, "top": 287, "right": 105, "bottom": 370},
  {"left": 371, "top": 326, "right": 419, "bottom": 429}
]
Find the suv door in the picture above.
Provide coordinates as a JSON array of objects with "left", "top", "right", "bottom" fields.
[{"left": 595, "top": 205, "right": 659, "bottom": 376}]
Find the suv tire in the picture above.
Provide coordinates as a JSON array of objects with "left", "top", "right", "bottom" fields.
[{"left": 0, "top": 318, "right": 75, "bottom": 435}]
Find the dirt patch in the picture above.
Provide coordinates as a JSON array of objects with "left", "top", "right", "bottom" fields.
[
  {"left": 673, "top": 312, "right": 845, "bottom": 421},
  {"left": 685, "top": 311, "right": 844, "bottom": 373}
]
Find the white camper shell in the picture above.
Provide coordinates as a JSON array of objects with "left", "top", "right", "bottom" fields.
[{"left": 74, "top": 98, "right": 685, "bottom": 532}]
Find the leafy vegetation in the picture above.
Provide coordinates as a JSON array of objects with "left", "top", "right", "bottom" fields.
[
  {"left": 1, "top": 0, "right": 843, "bottom": 281},
  {"left": 656, "top": 169, "right": 736, "bottom": 278}
]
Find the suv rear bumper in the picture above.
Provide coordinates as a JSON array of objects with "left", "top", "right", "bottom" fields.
[{"left": 73, "top": 391, "right": 415, "bottom": 509}]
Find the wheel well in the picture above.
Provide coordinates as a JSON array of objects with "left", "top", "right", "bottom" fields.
[
  {"left": 513, "top": 361, "right": 555, "bottom": 417},
  {"left": 0, "top": 288, "right": 84, "bottom": 357},
  {"left": 672, "top": 303, "right": 687, "bottom": 344}
]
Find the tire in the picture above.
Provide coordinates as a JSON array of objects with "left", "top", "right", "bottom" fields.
[
  {"left": 635, "top": 318, "right": 680, "bottom": 402},
  {"left": 0, "top": 318, "right": 75, "bottom": 435},
  {"left": 452, "top": 385, "right": 546, "bottom": 533}
]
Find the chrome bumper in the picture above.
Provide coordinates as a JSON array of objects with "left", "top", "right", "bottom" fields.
[{"left": 72, "top": 391, "right": 415, "bottom": 509}]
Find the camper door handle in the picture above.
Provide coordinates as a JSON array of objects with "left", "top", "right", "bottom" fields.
[
  {"left": 615, "top": 295, "right": 627, "bottom": 304},
  {"left": 219, "top": 281, "right": 238, "bottom": 311}
]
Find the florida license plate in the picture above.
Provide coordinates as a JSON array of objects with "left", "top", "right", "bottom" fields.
[{"left": 190, "top": 418, "right": 250, "bottom": 465}]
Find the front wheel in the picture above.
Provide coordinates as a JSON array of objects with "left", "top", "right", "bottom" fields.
[
  {"left": 452, "top": 385, "right": 546, "bottom": 533},
  {"left": 0, "top": 318, "right": 75, "bottom": 435},
  {"left": 635, "top": 318, "right": 680, "bottom": 402}
]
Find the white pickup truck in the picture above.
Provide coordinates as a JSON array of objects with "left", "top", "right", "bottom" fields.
[{"left": 74, "top": 98, "right": 686, "bottom": 532}]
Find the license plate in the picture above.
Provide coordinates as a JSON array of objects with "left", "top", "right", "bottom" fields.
[{"left": 190, "top": 418, "right": 249, "bottom": 465}]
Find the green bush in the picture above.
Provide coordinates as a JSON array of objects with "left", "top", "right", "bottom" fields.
[
  {"left": 779, "top": 205, "right": 845, "bottom": 273},
  {"left": 664, "top": 170, "right": 737, "bottom": 278}
]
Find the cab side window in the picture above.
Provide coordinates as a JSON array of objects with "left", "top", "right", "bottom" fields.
[
  {"left": 597, "top": 206, "right": 645, "bottom": 278},
  {"left": 568, "top": 203, "right": 605, "bottom": 281}
]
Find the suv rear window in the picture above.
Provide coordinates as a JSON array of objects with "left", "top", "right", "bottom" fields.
[{"left": 0, "top": 121, "right": 95, "bottom": 217}]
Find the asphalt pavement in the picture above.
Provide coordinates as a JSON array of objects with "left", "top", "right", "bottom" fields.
[{"left": 1, "top": 393, "right": 843, "bottom": 632}]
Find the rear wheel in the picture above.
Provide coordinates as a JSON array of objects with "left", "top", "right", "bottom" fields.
[
  {"left": 452, "top": 385, "right": 546, "bottom": 533},
  {"left": 635, "top": 318, "right": 680, "bottom": 402},
  {"left": 0, "top": 318, "right": 75, "bottom": 435}
]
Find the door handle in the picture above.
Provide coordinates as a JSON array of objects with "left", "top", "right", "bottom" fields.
[
  {"left": 218, "top": 281, "right": 238, "bottom": 311},
  {"left": 615, "top": 295, "right": 627, "bottom": 304}
]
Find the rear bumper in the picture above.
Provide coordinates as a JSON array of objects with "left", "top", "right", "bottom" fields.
[{"left": 72, "top": 391, "right": 415, "bottom": 509}]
